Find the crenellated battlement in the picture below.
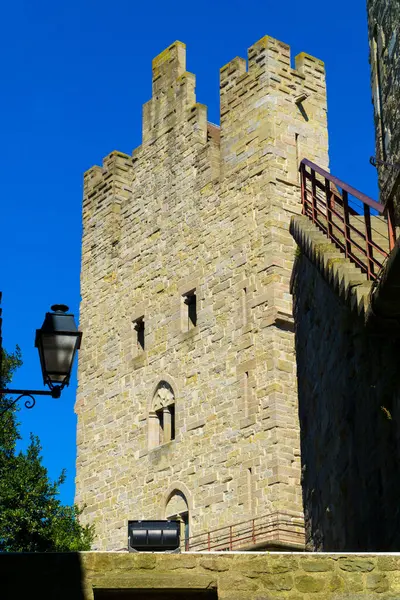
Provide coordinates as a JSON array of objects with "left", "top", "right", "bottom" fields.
[
  {"left": 82, "top": 151, "right": 132, "bottom": 219},
  {"left": 151, "top": 41, "right": 187, "bottom": 94},
  {"left": 220, "top": 36, "right": 325, "bottom": 93},
  {"left": 218, "top": 36, "right": 328, "bottom": 181},
  {"left": 84, "top": 35, "right": 327, "bottom": 202},
  {"left": 143, "top": 41, "right": 202, "bottom": 145},
  {"left": 82, "top": 34, "right": 328, "bottom": 284}
]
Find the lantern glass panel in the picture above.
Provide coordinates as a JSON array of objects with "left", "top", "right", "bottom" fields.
[{"left": 41, "top": 333, "right": 77, "bottom": 383}]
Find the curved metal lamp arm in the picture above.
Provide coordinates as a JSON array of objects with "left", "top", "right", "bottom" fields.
[
  {"left": 0, "top": 387, "right": 62, "bottom": 418},
  {"left": 0, "top": 393, "right": 37, "bottom": 417}
]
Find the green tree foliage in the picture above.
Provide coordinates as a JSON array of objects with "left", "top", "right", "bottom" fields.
[{"left": 0, "top": 347, "right": 94, "bottom": 552}]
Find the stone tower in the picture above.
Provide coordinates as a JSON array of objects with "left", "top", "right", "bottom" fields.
[
  {"left": 367, "top": 0, "right": 400, "bottom": 213},
  {"left": 75, "top": 35, "right": 329, "bottom": 551}
]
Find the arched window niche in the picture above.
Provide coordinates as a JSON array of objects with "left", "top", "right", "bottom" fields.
[
  {"left": 165, "top": 489, "right": 190, "bottom": 551},
  {"left": 148, "top": 381, "right": 176, "bottom": 449}
]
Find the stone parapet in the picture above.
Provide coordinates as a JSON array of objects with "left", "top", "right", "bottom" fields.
[{"left": 3, "top": 552, "right": 400, "bottom": 599}]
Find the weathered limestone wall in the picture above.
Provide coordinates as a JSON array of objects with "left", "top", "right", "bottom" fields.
[
  {"left": 3, "top": 551, "right": 400, "bottom": 599},
  {"left": 76, "top": 37, "right": 329, "bottom": 550},
  {"left": 292, "top": 248, "right": 400, "bottom": 551},
  {"left": 367, "top": 0, "right": 400, "bottom": 212}
]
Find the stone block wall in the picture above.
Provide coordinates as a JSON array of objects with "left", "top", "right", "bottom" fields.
[
  {"left": 3, "top": 551, "right": 400, "bottom": 599},
  {"left": 291, "top": 246, "right": 400, "bottom": 551},
  {"left": 367, "top": 0, "right": 400, "bottom": 213},
  {"left": 75, "top": 37, "right": 329, "bottom": 550}
]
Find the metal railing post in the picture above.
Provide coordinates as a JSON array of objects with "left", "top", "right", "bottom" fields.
[
  {"left": 311, "top": 170, "right": 318, "bottom": 224},
  {"left": 325, "top": 177, "right": 333, "bottom": 240},
  {"left": 364, "top": 204, "right": 374, "bottom": 280},
  {"left": 342, "top": 190, "right": 352, "bottom": 259}
]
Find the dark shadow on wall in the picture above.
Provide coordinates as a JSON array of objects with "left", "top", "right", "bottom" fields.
[
  {"left": 292, "top": 253, "right": 400, "bottom": 551},
  {"left": 0, "top": 553, "right": 85, "bottom": 600},
  {"left": 95, "top": 590, "right": 218, "bottom": 599}
]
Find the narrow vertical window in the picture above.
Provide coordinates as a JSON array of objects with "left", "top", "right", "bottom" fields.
[
  {"left": 155, "top": 407, "right": 164, "bottom": 444},
  {"left": 241, "top": 287, "right": 248, "bottom": 327},
  {"left": 247, "top": 467, "right": 253, "bottom": 514},
  {"left": 243, "top": 371, "right": 249, "bottom": 418},
  {"left": 134, "top": 317, "right": 145, "bottom": 351},
  {"left": 169, "top": 404, "right": 176, "bottom": 440},
  {"left": 162, "top": 406, "right": 174, "bottom": 443},
  {"left": 155, "top": 406, "right": 175, "bottom": 445},
  {"left": 183, "top": 290, "right": 197, "bottom": 330}
]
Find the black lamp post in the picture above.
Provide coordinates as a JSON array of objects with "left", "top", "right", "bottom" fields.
[{"left": 0, "top": 305, "right": 81, "bottom": 416}]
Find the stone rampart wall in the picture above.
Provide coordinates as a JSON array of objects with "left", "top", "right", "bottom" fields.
[
  {"left": 292, "top": 245, "right": 400, "bottom": 551},
  {"left": 3, "top": 552, "right": 400, "bottom": 599}
]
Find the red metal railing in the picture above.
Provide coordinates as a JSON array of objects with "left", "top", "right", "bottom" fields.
[
  {"left": 185, "top": 511, "right": 304, "bottom": 552},
  {"left": 300, "top": 159, "right": 396, "bottom": 281}
]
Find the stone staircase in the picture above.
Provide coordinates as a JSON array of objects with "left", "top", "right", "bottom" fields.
[
  {"left": 310, "top": 173, "right": 390, "bottom": 272},
  {"left": 292, "top": 159, "right": 399, "bottom": 323},
  {"left": 290, "top": 215, "right": 374, "bottom": 320}
]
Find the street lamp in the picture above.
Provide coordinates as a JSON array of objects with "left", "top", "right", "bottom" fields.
[{"left": 0, "top": 304, "right": 81, "bottom": 416}]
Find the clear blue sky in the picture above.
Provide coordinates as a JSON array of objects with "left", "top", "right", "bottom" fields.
[{"left": 0, "top": 0, "right": 376, "bottom": 505}]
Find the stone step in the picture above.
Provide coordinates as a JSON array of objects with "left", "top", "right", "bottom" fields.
[
  {"left": 312, "top": 188, "right": 391, "bottom": 259},
  {"left": 290, "top": 214, "right": 373, "bottom": 319}
]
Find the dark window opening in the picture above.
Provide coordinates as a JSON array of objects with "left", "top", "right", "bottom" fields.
[
  {"left": 244, "top": 371, "right": 249, "bottom": 407},
  {"left": 135, "top": 317, "right": 145, "bottom": 351},
  {"left": 155, "top": 407, "right": 164, "bottom": 444},
  {"left": 170, "top": 404, "right": 176, "bottom": 440},
  {"left": 242, "top": 287, "right": 247, "bottom": 326},
  {"left": 155, "top": 405, "right": 175, "bottom": 444},
  {"left": 184, "top": 291, "right": 197, "bottom": 329}
]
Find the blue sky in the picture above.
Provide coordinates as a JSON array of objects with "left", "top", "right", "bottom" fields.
[{"left": 1, "top": 0, "right": 376, "bottom": 506}]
